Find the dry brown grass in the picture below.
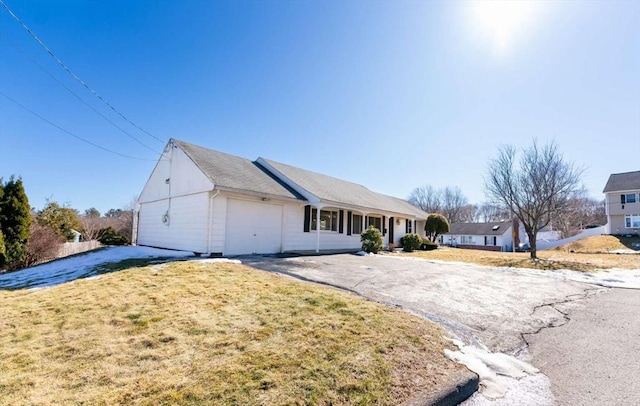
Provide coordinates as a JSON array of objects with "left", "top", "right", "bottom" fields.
[
  {"left": 0, "top": 261, "right": 463, "bottom": 405},
  {"left": 551, "top": 235, "right": 640, "bottom": 254},
  {"left": 399, "top": 236, "right": 639, "bottom": 272}
]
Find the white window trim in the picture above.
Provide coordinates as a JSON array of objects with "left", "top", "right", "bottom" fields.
[
  {"left": 622, "top": 193, "right": 638, "bottom": 204},
  {"left": 624, "top": 214, "right": 640, "bottom": 228},
  {"left": 311, "top": 208, "right": 339, "bottom": 232},
  {"left": 367, "top": 215, "right": 382, "bottom": 231},
  {"left": 352, "top": 213, "right": 363, "bottom": 235}
]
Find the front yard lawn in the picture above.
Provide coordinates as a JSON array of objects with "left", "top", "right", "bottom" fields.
[{"left": 0, "top": 260, "right": 463, "bottom": 405}]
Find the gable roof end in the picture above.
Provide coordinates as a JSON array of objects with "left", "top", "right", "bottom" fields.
[
  {"left": 173, "top": 139, "right": 302, "bottom": 201},
  {"left": 603, "top": 171, "right": 640, "bottom": 193}
]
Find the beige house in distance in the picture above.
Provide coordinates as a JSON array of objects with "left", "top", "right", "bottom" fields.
[{"left": 603, "top": 171, "right": 640, "bottom": 235}]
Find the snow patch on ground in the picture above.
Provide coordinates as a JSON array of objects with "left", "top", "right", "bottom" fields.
[
  {"left": 445, "top": 339, "right": 541, "bottom": 400},
  {"left": 197, "top": 258, "right": 242, "bottom": 264},
  {"left": 0, "top": 246, "right": 194, "bottom": 289},
  {"left": 461, "top": 373, "right": 554, "bottom": 406}
]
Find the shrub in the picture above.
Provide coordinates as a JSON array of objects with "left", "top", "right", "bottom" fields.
[
  {"left": 424, "top": 213, "right": 450, "bottom": 242},
  {"left": 402, "top": 233, "right": 422, "bottom": 252},
  {"left": 361, "top": 225, "right": 383, "bottom": 254},
  {"left": 98, "top": 227, "right": 129, "bottom": 246},
  {"left": 18, "top": 224, "right": 64, "bottom": 269},
  {"left": 419, "top": 238, "right": 438, "bottom": 251}
]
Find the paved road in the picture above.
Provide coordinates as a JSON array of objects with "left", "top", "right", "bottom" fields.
[
  {"left": 527, "top": 288, "right": 640, "bottom": 406},
  {"left": 243, "top": 253, "right": 639, "bottom": 404}
]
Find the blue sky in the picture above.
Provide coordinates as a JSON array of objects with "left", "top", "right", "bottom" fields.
[{"left": 1, "top": 0, "right": 638, "bottom": 214}]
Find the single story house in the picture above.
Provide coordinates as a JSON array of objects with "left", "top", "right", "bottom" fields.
[
  {"left": 134, "top": 139, "right": 429, "bottom": 256},
  {"left": 440, "top": 220, "right": 520, "bottom": 252},
  {"left": 603, "top": 171, "right": 640, "bottom": 235}
]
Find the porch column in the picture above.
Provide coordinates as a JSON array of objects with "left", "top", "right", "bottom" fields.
[{"left": 316, "top": 205, "right": 321, "bottom": 253}]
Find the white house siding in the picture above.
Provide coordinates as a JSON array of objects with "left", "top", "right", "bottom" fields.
[
  {"left": 281, "top": 206, "right": 418, "bottom": 252},
  {"left": 442, "top": 231, "right": 512, "bottom": 252},
  {"left": 137, "top": 192, "right": 210, "bottom": 253},
  {"left": 282, "top": 205, "right": 362, "bottom": 252},
  {"left": 138, "top": 145, "right": 213, "bottom": 204}
]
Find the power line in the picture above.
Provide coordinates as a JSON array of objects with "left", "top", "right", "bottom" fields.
[
  {"left": 0, "top": 31, "right": 163, "bottom": 156},
  {"left": 0, "top": 91, "right": 158, "bottom": 161},
  {"left": 0, "top": 0, "right": 165, "bottom": 144}
]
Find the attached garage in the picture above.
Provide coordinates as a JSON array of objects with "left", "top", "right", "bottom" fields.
[
  {"left": 224, "top": 199, "right": 283, "bottom": 255},
  {"left": 135, "top": 139, "right": 430, "bottom": 256}
]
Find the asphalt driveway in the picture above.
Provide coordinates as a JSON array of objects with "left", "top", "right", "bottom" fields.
[
  {"left": 244, "top": 253, "right": 640, "bottom": 404},
  {"left": 244, "top": 253, "right": 602, "bottom": 354}
]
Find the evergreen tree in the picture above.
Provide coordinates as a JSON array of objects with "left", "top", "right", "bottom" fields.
[
  {"left": 424, "top": 213, "right": 450, "bottom": 242},
  {"left": 37, "top": 201, "right": 83, "bottom": 241},
  {"left": 0, "top": 229, "right": 6, "bottom": 268},
  {"left": 0, "top": 177, "right": 32, "bottom": 265},
  {"left": 0, "top": 181, "right": 5, "bottom": 268}
]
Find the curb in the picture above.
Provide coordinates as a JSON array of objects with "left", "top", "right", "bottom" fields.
[{"left": 402, "top": 370, "right": 479, "bottom": 406}]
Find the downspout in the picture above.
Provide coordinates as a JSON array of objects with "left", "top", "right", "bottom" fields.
[{"left": 206, "top": 189, "right": 220, "bottom": 256}]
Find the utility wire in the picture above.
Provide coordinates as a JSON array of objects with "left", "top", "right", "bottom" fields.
[
  {"left": 0, "top": 0, "right": 165, "bottom": 144},
  {"left": 0, "top": 91, "right": 157, "bottom": 161},
  {"left": 0, "top": 31, "right": 162, "bottom": 156}
]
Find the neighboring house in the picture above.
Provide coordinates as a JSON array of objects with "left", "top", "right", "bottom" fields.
[
  {"left": 70, "top": 229, "right": 82, "bottom": 243},
  {"left": 531, "top": 225, "right": 561, "bottom": 242},
  {"left": 603, "top": 170, "right": 640, "bottom": 235},
  {"left": 135, "top": 139, "right": 429, "bottom": 256},
  {"left": 440, "top": 220, "right": 519, "bottom": 252}
]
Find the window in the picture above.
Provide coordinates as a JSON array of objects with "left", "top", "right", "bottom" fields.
[
  {"left": 407, "top": 219, "right": 412, "bottom": 233},
  {"left": 311, "top": 209, "right": 339, "bottom": 231},
  {"left": 624, "top": 215, "right": 640, "bottom": 228},
  {"left": 367, "top": 216, "right": 382, "bottom": 231},
  {"left": 461, "top": 236, "right": 474, "bottom": 244},
  {"left": 352, "top": 214, "right": 363, "bottom": 234},
  {"left": 621, "top": 194, "right": 637, "bottom": 204}
]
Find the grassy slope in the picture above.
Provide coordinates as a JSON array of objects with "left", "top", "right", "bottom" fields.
[
  {"left": 0, "top": 261, "right": 462, "bottom": 405},
  {"left": 403, "top": 236, "right": 639, "bottom": 272}
]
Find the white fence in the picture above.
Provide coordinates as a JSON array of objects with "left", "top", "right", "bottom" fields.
[
  {"left": 537, "top": 225, "right": 606, "bottom": 250},
  {"left": 58, "top": 240, "right": 103, "bottom": 258}
]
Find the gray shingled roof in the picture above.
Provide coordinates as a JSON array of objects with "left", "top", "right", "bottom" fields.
[
  {"left": 603, "top": 171, "right": 640, "bottom": 192},
  {"left": 259, "top": 158, "right": 429, "bottom": 219},
  {"left": 445, "top": 221, "right": 512, "bottom": 236},
  {"left": 174, "top": 139, "right": 302, "bottom": 201}
]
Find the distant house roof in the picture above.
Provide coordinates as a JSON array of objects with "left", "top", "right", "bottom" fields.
[
  {"left": 603, "top": 171, "right": 640, "bottom": 193},
  {"left": 445, "top": 221, "right": 512, "bottom": 236},
  {"left": 258, "top": 157, "right": 429, "bottom": 218},
  {"left": 175, "top": 139, "right": 302, "bottom": 201}
]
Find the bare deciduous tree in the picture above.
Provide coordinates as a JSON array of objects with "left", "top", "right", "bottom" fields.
[
  {"left": 485, "top": 140, "right": 583, "bottom": 259},
  {"left": 441, "top": 186, "right": 468, "bottom": 224},
  {"left": 476, "top": 202, "right": 512, "bottom": 222},
  {"left": 20, "top": 224, "right": 64, "bottom": 268},
  {"left": 459, "top": 204, "right": 480, "bottom": 223},
  {"left": 408, "top": 185, "right": 469, "bottom": 224},
  {"left": 80, "top": 215, "right": 104, "bottom": 241},
  {"left": 407, "top": 185, "right": 442, "bottom": 214},
  {"left": 553, "top": 191, "right": 606, "bottom": 238}
]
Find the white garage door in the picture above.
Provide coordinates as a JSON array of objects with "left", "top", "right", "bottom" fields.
[{"left": 225, "top": 199, "right": 283, "bottom": 255}]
